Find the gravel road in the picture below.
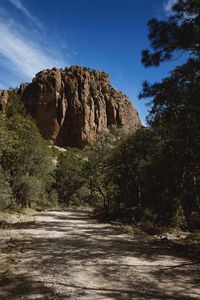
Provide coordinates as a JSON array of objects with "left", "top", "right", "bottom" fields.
[{"left": 0, "top": 210, "right": 199, "bottom": 299}]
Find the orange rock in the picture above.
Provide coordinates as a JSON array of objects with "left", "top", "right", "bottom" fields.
[{"left": 1, "top": 66, "right": 141, "bottom": 147}]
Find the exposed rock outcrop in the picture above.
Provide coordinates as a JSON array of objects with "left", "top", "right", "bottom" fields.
[
  {"left": 0, "top": 66, "right": 141, "bottom": 147},
  {"left": 0, "top": 89, "right": 14, "bottom": 112}
]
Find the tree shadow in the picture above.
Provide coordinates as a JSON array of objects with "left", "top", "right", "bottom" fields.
[
  {"left": 0, "top": 271, "right": 69, "bottom": 300},
  {"left": 0, "top": 211, "right": 199, "bottom": 299}
]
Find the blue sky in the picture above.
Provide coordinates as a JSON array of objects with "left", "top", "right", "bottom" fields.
[{"left": 0, "top": 0, "right": 183, "bottom": 123}]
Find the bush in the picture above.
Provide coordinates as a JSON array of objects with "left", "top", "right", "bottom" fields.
[{"left": 0, "top": 167, "right": 14, "bottom": 210}]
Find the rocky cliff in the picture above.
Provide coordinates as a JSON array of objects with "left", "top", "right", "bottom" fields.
[
  {"left": 0, "top": 89, "right": 16, "bottom": 112},
  {"left": 0, "top": 66, "right": 141, "bottom": 147}
]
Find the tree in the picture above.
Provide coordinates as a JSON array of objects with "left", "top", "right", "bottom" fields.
[
  {"left": 1, "top": 114, "right": 55, "bottom": 208},
  {"left": 83, "top": 129, "right": 125, "bottom": 211},
  {"left": 108, "top": 128, "right": 157, "bottom": 222},
  {"left": 139, "top": 0, "right": 200, "bottom": 224},
  {"left": 0, "top": 113, "right": 16, "bottom": 210},
  {"left": 6, "top": 91, "right": 26, "bottom": 118},
  {"left": 0, "top": 166, "right": 14, "bottom": 210},
  {"left": 55, "top": 148, "right": 85, "bottom": 205},
  {"left": 142, "top": 0, "right": 200, "bottom": 67}
]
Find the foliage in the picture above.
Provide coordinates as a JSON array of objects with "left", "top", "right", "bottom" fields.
[
  {"left": 138, "top": 0, "right": 200, "bottom": 225},
  {"left": 6, "top": 91, "right": 27, "bottom": 118},
  {"left": 0, "top": 166, "right": 14, "bottom": 210},
  {"left": 141, "top": 0, "right": 200, "bottom": 67},
  {"left": 83, "top": 129, "right": 124, "bottom": 211},
  {"left": 139, "top": 59, "right": 200, "bottom": 217},
  {"left": 55, "top": 148, "right": 86, "bottom": 205},
  {"left": 0, "top": 112, "right": 56, "bottom": 209}
]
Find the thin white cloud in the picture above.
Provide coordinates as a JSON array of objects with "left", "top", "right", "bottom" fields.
[
  {"left": 163, "top": 0, "right": 177, "bottom": 14},
  {"left": 0, "top": 21, "right": 65, "bottom": 80},
  {"left": 8, "top": 0, "right": 44, "bottom": 29}
]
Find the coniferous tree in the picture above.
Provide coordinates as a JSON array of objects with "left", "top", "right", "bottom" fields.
[{"left": 139, "top": 0, "right": 200, "bottom": 223}]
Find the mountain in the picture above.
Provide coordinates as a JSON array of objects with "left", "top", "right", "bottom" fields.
[{"left": 0, "top": 66, "right": 141, "bottom": 147}]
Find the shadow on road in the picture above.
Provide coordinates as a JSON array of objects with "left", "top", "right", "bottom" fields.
[{"left": 0, "top": 211, "right": 199, "bottom": 300}]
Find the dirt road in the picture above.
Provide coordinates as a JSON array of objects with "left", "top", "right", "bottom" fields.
[{"left": 0, "top": 211, "right": 199, "bottom": 299}]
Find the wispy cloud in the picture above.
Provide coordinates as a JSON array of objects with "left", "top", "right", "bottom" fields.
[
  {"left": 0, "top": 21, "right": 65, "bottom": 80},
  {"left": 8, "top": 0, "right": 43, "bottom": 29},
  {"left": 163, "top": 0, "right": 177, "bottom": 15},
  {"left": 0, "top": 0, "right": 70, "bottom": 88}
]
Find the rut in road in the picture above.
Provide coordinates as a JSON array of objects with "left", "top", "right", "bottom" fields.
[{"left": 0, "top": 211, "right": 200, "bottom": 300}]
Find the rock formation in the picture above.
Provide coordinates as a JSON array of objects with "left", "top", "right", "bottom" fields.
[
  {"left": 0, "top": 89, "right": 14, "bottom": 112},
  {"left": 0, "top": 66, "right": 141, "bottom": 147}
]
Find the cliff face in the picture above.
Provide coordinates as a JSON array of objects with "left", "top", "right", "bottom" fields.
[
  {"left": 0, "top": 89, "right": 15, "bottom": 112},
  {"left": 0, "top": 66, "right": 141, "bottom": 147}
]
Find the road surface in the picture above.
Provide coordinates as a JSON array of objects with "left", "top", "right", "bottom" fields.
[{"left": 0, "top": 211, "right": 199, "bottom": 299}]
